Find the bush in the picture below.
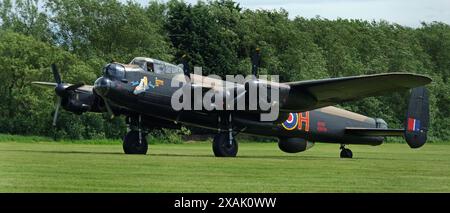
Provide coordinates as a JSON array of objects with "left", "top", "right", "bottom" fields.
[{"left": 148, "top": 127, "right": 191, "bottom": 144}]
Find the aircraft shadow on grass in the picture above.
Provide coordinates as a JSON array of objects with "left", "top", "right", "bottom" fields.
[
  {"left": 0, "top": 149, "right": 123, "bottom": 156},
  {"left": 1, "top": 148, "right": 401, "bottom": 161}
]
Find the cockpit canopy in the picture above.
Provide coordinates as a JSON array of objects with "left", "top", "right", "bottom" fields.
[{"left": 130, "top": 57, "right": 183, "bottom": 74}]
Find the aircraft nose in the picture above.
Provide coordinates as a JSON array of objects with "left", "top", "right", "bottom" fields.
[{"left": 94, "top": 77, "right": 112, "bottom": 97}]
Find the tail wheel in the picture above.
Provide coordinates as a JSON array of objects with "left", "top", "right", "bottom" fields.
[
  {"left": 340, "top": 148, "right": 353, "bottom": 159},
  {"left": 212, "top": 133, "right": 238, "bottom": 157},
  {"left": 123, "top": 131, "right": 148, "bottom": 155}
]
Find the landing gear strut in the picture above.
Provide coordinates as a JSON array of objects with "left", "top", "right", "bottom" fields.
[
  {"left": 213, "top": 113, "right": 238, "bottom": 157},
  {"left": 340, "top": 144, "right": 353, "bottom": 159},
  {"left": 123, "top": 115, "right": 148, "bottom": 155}
]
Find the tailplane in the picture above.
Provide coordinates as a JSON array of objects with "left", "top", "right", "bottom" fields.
[{"left": 345, "top": 87, "right": 430, "bottom": 148}]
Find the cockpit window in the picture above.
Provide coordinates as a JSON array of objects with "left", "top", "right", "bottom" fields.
[
  {"left": 131, "top": 60, "right": 146, "bottom": 70},
  {"left": 166, "top": 64, "right": 183, "bottom": 74},
  {"left": 146, "top": 62, "right": 154, "bottom": 72},
  {"left": 131, "top": 60, "right": 155, "bottom": 73},
  {"left": 154, "top": 63, "right": 165, "bottom": 74},
  {"left": 130, "top": 58, "right": 183, "bottom": 74}
]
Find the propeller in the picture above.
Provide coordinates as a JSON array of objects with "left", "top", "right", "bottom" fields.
[
  {"left": 181, "top": 53, "right": 190, "bottom": 77},
  {"left": 103, "top": 99, "right": 115, "bottom": 119},
  {"left": 251, "top": 47, "right": 261, "bottom": 77},
  {"left": 50, "top": 64, "right": 84, "bottom": 127},
  {"left": 52, "top": 96, "right": 61, "bottom": 127},
  {"left": 52, "top": 64, "right": 62, "bottom": 84}
]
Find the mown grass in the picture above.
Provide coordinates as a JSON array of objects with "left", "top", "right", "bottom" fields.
[
  {"left": 0, "top": 135, "right": 449, "bottom": 192},
  {"left": 0, "top": 134, "right": 122, "bottom": 144}
]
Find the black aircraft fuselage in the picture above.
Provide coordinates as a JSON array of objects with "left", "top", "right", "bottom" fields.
[
  {"left": 95, "top": 72, "right": 383, "bottom": 144},
  {"left": 33, "top": 57, "right": 431, "bottom": 158}
]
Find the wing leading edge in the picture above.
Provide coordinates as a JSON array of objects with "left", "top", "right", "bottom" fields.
[{"left": 282, "top": 73, "right": 432, "bottom": 112}]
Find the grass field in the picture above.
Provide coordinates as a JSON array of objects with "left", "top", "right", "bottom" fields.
[{"left": 1, "top": 139, "right": 450, "bottom": 192}]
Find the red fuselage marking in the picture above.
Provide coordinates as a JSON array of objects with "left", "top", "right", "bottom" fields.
[{"left": 317, "top": 121, "right": 328, "bottom": 133}]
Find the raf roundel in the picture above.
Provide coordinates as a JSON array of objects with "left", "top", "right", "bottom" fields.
[{"left": 282, "top": 113, "right": 298, "bottom": 130}]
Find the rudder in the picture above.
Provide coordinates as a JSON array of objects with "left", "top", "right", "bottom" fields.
[{"left": 404, "top": 87, "right": 429, "bottom": 149}]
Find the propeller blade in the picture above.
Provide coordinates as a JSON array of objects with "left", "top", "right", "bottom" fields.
[
  {"left": 53, "top": 96, "right": 61, "bottom": 127},
  {"left": 251, "top": 48, "right": 261, "bottom": 76},
  {"left": 31, "top": 81, "right": 58, "bottom": 88},
  {"left": 51, "top": 64, "right": 62, "bottom": 84},
  {"left": 103, "top": 99, "right": 115, "bottom": 119},
  {"left": 181, "top": 53, "right": 190, "bottom": 76}
]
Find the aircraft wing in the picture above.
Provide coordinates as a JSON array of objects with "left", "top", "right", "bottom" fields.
[{"left": 282, "top": 73, "right": 432, "bottom": 111}]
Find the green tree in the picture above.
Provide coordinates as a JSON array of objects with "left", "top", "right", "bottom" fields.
[
  {"left": 46, "top": 0, "right": 173, "bottom": 62},
  {"left": 0, "top": 0, "right": 52, "bottom": 42},
  {"left": 0, "top": 31, "right": 106, "bottom": 139},
  {"left": 0, "top": 0, "right": 448, "bottom": 141}
]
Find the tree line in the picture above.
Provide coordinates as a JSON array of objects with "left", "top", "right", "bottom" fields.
[{"left": 0, "top": 0, "right": 449, "bottom": 141}]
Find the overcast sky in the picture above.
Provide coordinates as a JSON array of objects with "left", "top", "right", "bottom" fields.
[{"left": 134, "top": 0, "right": 450, "bottom": 27}]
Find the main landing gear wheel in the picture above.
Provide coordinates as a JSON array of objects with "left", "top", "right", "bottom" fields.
[
  {"left": 123, "top": 130, "right": 148, "bottom": 155},
  {"left": 213, "top": 133, "right": 238, "bottom": 157},
  {"left": 340, "top": 145, "right": 353, "bottom": 159}
]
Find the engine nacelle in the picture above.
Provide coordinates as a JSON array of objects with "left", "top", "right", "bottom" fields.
[
  {"left": 61, "top": 92, "right": 98, "bottom": 115},
  {"left": 278, "top": 138, "right": 315, "bottom": 153}
]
